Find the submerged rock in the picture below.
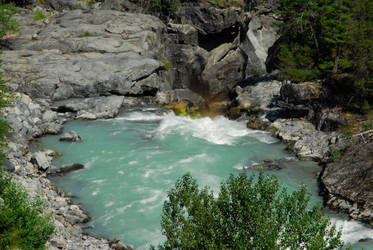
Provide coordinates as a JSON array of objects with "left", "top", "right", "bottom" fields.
[
  {"left": 244, "top": 160, "right": 283, "bottom": 171},
  {"left": 48, "top": 163, "right": 84, "bottom": 175},
  {"left": 109, "top": 238, "right": 133, "bottom": 250},
  {"left": 59, "top": 130, "right": 81, "bottom": 142}
]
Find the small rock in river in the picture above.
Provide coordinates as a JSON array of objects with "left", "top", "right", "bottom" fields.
[{"left": 59, "top": 130, "right": 82, "bottom": 142}]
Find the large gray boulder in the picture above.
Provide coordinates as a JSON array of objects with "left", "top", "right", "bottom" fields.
[
  {"left": 241, "top": 14, "right": 278, "bottom": 77},
  {"left": 56, "top": 96, "right": 124, "bottom": 120},
  {"left": 200, "top": 44, "right": 245, "bottom": 101},
  {"left": 235, "top": 80, "right": 281, "bottom": 109},
  {"left": 170, "top": 44, "right": 208, "bottom": 90}
]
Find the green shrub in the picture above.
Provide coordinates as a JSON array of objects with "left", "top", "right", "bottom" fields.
[
  {"left": 160, "top": 173, "right": 344, "bottom": 249},
  {"left": 0, "top": 168, "right": 55, "bottom": 249},
  {"left": 33, "top": 9, "right": 46, "bottom": 21}
]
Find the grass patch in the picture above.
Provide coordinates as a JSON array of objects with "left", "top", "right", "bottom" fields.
[
  {"left": 33, "top": 9, "right": 47, "bottom": 21},
  {"left": 161, "top": 59, "right": 172, "bottom": 71},
  {"left": 78, "top": 32, "right": 92, "bottom": 38}
]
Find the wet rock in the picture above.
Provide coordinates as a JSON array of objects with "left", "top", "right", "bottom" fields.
[
  {"left": 49, "top": 163, "right": 84, "bottom": 175},
  {"left": 32, "top": 151, "right": 52, "bottom": 171},
  {"left": 244, "top": 160, "right": 282, "bottom": 171},
  {"left": 109, "top": 238, "right": 132, "bottom": 250},
  {"left": 59, "top": 131, "right": 81, "bottom": 142}
]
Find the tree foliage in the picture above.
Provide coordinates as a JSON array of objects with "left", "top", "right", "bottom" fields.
[
  {"left": 160, "top": 173, "right": 344, "bottom": 249},
  {"left": 275, "top": 0, "right": 373, "bottom": 105}
]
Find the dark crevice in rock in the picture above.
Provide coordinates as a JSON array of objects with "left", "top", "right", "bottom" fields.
[
  {"left": 198, "top": 25, "right": 239, "bottom": 51},
  {"left": 54, "top": 106, "right": 75, "bottom": 113}
]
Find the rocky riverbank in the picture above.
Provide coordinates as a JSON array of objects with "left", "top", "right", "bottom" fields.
[{"left": 1, "top": 0, "right": 372, "bottom": 249}]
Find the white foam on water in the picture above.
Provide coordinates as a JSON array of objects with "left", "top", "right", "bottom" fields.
[
  {"left": 233, "top": 163, "right": 245, "bottom": 170},
  {"left": 143, "top": 169, "right": 153, "bottom": 178},
  {"left": 116, "top": 202, "right": 135, "bottom": 213},
  {"left": 115, "top": 112, "right": 166, "bottom": 121},
  {"left": 118, "top": 170, "right": 124, "bottom": 175},
  {"left": 128, "top": 161, "right": 137, "bottom": 165},
  {"left": 92, "top": 189, "right": 99, "bottom": 196},
  {"left": 178, "top": 153, "right": 209, "bottom": 164},
  {"left": 139, "top": 189, "right": 162, "bottom": 205},
  {"left": 105, "top": 201, "right": 114, "bottom": 207},
  {"left": 85, "top": 156, "right": 99, "bottom": 169},
  {"left": 92, "top": 179, "right": 105, "bottom": 184},
  {"left": 102, "top": 215, "right": 114, "bottom": 226},
  {"left": 331, "top": 217, "right": 373, "bottom": 244},
  {"left": 155, "top": 114, "right": 252, "bottom": 145}
]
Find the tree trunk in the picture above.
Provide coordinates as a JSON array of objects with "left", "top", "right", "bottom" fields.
[{"left": 333, "top": 45, "right": 341, "bottom": 74}]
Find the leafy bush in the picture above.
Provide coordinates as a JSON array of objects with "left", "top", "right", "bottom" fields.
[
  {"left": 160, "top": 173, "right": 344, "bottom": 249},
  {"left": 0, "top": 169, "right": 55, "bottom": 249}
]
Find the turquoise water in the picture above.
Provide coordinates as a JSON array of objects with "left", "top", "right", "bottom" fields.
[{"left": 41, "top": 107, "right": 373, "bottom": 249}]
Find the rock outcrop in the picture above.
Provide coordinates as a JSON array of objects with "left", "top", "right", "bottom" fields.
[
  {"left": 321, "top": 140, "right": 373, "bottom": 226},
  {"left": 3, "top": 9, "right": 170, "bottom": 100},
  {"left": 56, "top": 96, "right": 125, "bottom": 120}
]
